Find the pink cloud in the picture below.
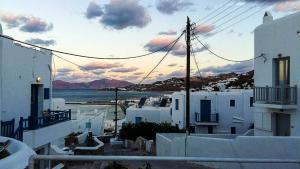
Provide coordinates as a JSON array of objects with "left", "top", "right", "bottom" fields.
[
  {"left": 194, "top": 24, "right": 215, "bottom": 35},
  {"left": 273, "top": 1, "right": 300, "bottom": 12},
  {"left": 83, "top": 62, "right": 123, "bottom": 71}
]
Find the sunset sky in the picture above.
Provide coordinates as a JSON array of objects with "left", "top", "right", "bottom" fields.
[{"left": 0, "top": 0, "right": 299, "bottom": 83}]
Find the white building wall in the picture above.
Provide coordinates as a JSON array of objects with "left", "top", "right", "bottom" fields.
[
  {"left": 126, "top": 106, "right": 171, "bottom": 124},
  {"left": 172, "top": 90, "right": 254, "bottom": 134},
  {"left": 254, "top": 12, "right": 300, "bottom": 136},
  {"left": 156, "top": 134, "right": 300, "bottom": 169},
  {"left": 0, "top": 24, "right": 3, "bottom": 124},
  {"left": 0, "top": 36, "right": 52, "bottom": 121},
  {"left": 171, "top": 93, "right": 185, "bottom": 129}
]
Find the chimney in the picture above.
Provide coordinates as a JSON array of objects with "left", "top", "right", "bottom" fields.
[{"left": 263, "top": 11, "right": 273, "bottom": 24}]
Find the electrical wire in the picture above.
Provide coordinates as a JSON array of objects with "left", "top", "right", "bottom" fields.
[
  {"left": 196, "top": 0, "right": 240, "bottom": 26},
  {"left": 193, "top": 2, "right": 269, "bottom": 41},
  {"left": 191, "top": 45, "right": 201, "bottom": 78},
  {"left": 53, "top": 53, "right": 92, "bottom": 72},
  {"left": 194, "top": 0, "right": 234, "bottom": 24},
  {"left": 193, "top": 34, "right": 265, "bottom": 62},
  {"left": 201, "top": 3, "right": 269, "bottom": 41},
  {"left": 194, "top": 2, "right": 260, "bottom": 36},
  {"left": 0, "top": 33, "right": 183, "bottom": 60},
  {"left": 138, "top": 32, "right": 184, "bottom": 84}
]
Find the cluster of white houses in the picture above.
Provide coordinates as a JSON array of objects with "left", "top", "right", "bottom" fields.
[{"left": 126, "top": 90, "right": 254, "bottom": 135}]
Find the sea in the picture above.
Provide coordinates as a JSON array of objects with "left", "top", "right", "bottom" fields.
[{"left": 52, "top": 89, "right": 169, "bottom": 121}]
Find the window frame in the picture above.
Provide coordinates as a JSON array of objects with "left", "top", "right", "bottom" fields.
[{"left": 230, "top": 100, "right": 235, "bottom": 107}]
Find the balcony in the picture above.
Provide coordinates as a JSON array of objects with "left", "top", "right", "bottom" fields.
[
  {"left": 254, "top": 86, "right": 298, "bottom": 109},
  {"left": 195, "top": 113, "right": 219, "bottom": 126}
]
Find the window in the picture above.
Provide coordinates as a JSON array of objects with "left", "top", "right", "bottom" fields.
[
  {"left": 135, "top": 117, "right": 142, "bottom": 124},
  {"left": 274, "top": 57, "right": 290, "bottom": 86},
  {"left": 230, "top": 100, "right": 235, "bottom": 107},
  {"left": 250, "top": 97, "right": 254, "bottom": 107},
  {"left": 175, "top": 99, "right": 179, "bottom": 110},
  {"left": 44, "top": 88, "right": 50, "bottom": 100}
]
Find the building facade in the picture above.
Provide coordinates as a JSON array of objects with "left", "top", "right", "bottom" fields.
[
  {"left": 0, "top": 24, "right": 72, "bottom": 159},
  {"left": 125, "top": 97, "right": 172, "bottom": 124},
  {"left": 254, "top": 12, "right": 300, "bottom": 136},
  {"left": 172, "top": 90, "right": 254, "bottom": 134}
]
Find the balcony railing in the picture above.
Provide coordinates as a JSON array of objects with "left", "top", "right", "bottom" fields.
[
  {"left": 195, "top": 113, "right": 219, "bottom": 123},
  {"left": 254, "top": 86, "right": 297, "bottom": 105},
  {"left": 23, "top": 110, "right": 72, "bottom": 131},
  {"left": 0, "top": 110, "right": 71, "bottom": 141}
]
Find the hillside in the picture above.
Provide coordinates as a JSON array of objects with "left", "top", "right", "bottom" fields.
[{"left": 125, "top": 71, "right": 254, "bottom": 91}]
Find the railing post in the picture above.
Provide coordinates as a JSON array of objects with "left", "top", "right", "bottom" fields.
[
  {"left": 294, "top": 85, "right": 297, "bottom": 104},
  {"left": 216, "top": 114, "right": 219, "bottom": 123},
  {"left": 266, "top": 86, "right": 269, "bottom": 103},
  {"left": 69, "top": 109, "right": 71, "bottom": 120},
  {"left": 19, "top": 117, "right": 24, "bottom": 141}
]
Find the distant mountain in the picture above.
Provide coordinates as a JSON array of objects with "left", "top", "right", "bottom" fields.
[{"left": 53, "top": 79, "right": 134, "bottom": 89}]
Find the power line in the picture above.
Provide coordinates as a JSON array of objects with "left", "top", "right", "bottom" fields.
[
  {"left": 53, "top": 53, "right": 91, "bottom": 71},
  {"left": 195, "top": 0, "right": 239, "bottom": 26},
  {"left": 138, "top": 32, "right": 184, "bottom": 84},
  {"left": 194, "top": 0, "right": 234, "bottom": 24},
  {"left": 202, "top": 4, "right": 269, "bottom": 41},
  {"left": 194, "top": 2, "right": 268, "bottom": 41},
  {"left": 194, "top": 2, "right": 260, "bottom": 36},
  {"left": 0, "top": 33, "right": 183, "bottom": 60},
  {"left": 191, "top": 45, "right": 201, "bottom": 78},
  {"left": 193, "top": 34, "right": 265, "bottom": 63}
]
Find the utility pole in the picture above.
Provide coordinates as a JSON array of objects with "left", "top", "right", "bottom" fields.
[
  {"left": 185, "top": 17, "right": 191, "bottom": 134},
  {"left": 114, "top": 88, "right": 118, "bottom": 137}
]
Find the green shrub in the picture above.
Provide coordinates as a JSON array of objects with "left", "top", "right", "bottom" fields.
[{"left": 119, "top": 122, "right": 184, "bottom": 141}]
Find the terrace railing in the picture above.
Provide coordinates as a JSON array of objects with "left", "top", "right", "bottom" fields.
[
  {"left": 254, "top": 86, "right": 297, "bottom": 105},
  {"left": 23, "top": 110, "right": 71, "bottom": 131},
  {"left": 0, "top": 110, "right": 71, "bottom": 141},
  {"left": 195, "top": 113, "right": 219, "bottom": 123}
]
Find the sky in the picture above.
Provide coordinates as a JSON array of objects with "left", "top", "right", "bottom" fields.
[{"left": 0, "top": 0, "right": 299, "bottom": 84}]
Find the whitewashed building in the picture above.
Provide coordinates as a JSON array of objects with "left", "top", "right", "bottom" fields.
[
  {"left": 172, "top": 90, "right": 254, "bottom": 134},
  {"left": 254, "top": 12, "right": 300, "bottom": 136},
  {"left": 125, "top": 97, "right": 172, "bottom": 124},
  {"left": 0, "top": 23, "right": 72, "bottom": 159}
]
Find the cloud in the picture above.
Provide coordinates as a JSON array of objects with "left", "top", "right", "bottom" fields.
[
  {"left": 120, "top": 75, "right": 141, "bottom": 82},
  {"left": 110, "top": 67, "right": 138, "bottom": 73},
  {"left": 57, "top": 68, "right": 74, "bottom": 73},
  {"left": 92, "top": 69, "right": 106, "bottom": 75},
  {"left": 199, "top": 61, "right": 253, "bottom": 76},
  {"left": 158, "top": 29, "right": 177, "bottom": 35},
  {"left": 100, "top": 0, "right": 151, "bottom": 30},
  {"left": 0, "top": 12, "right": 53, "bottom": 33},
  {"left": 243, "top": 0, "right": 296, "bottom": 4},
  {"left": 133, "top": 72, "right": 144, "bottom": 75},
  {"left": 193, "top": 24, "right": 215, "bottom": 35},
  {"left": 168, "top": 63, "right": 177, "bottom": 67},
  {"left": 25, "top": 38, "right": 56, "bottom": 46},
  {"left": 273, "top": 1, "right": 300, "bottom": 12},
  {"left": 144, "top": 36, "right": 209, "bottom": 57},
  {"left": 156, "top": 0, "right": 193, "bottom": 15},
  {"left": 85, "top": 1, "right": 104, "bottom": 19},
  {"left": 83, "top": 62, "right": 123, "bottom": 71}
]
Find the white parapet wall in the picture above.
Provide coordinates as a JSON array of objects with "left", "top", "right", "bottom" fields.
[
  {"left": 0, "top": 136, "right": 36, "bottom": 169},
  {"left": 156, "top": 133, "right": 300, "bottom": 169},
  {"left": 24, "top": 121, "right": 72, "bottom": 149}
]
